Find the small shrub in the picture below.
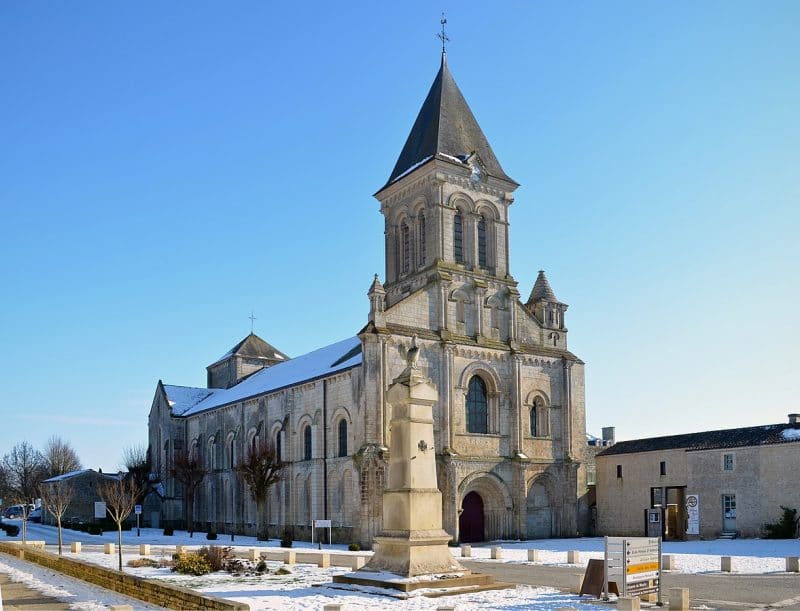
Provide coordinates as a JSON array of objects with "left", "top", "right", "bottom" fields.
[
  {"left": 198, "top": 545, "right": 233, "bottom": 572},
  {"left": 173, "top": 553, "right": 212, "bottom": 576},
  {"left": 280, "top": 530, "right": 293, "bottom": 548},
  {"left": 255, "top": 559, "right": 267, "bottom": 572},
  {"left": 206, "top": 531, "right": 218, "bottom": 540},
  {"left": 764, "top": 506, "right": 798, "bottom": 539},
  {"left": 5, "top": 525, "right": 19, "bottom": 537},
  {"left": 163, "top": 526, "right": 174, "bottom": 536},
  {"left": 127, "top": 558, "right": 160, "bottom": 568},
  {"left": 275, "top": 566, "right": 292, "bottom": 575},
  {"left": 87, "top": 525, "right": 103, "bottom": 535},
  {"left": 348, "top": 543, "right": 360, "bottom": 552}
]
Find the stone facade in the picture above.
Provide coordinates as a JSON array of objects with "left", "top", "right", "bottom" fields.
[
  {"left": 596, "top": 416, "right": 800, "bottom": 539},
  {"left": 148, "top": 55, "right": 588, "bottom": 546}
]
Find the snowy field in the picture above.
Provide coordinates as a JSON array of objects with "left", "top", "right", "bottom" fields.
[{"left": 1, "top": 520, "right": 798, "bottom": 610}]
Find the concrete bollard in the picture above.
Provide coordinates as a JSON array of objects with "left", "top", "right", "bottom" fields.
[
  {"left": 528, "top": 549, "right": 540, "bottom": 562},
  {"left": 317, "top": 553, "right": 330, "bottom": 568},
  {"left": 248, "top": 548, "right": 260, "bottom": 561},
  {"left": 669, "top": 587, "right": 690, "bottom": 611},
  {"left": 110, "top": 606, "right": 134, "bottom": 611},
  {"left": 139, "top": 544, "right": 150, "bottom": 556},
  {"left": 70, "top": 542, "right": 81, "bottom": 553},
  {"left": 618, "top": 596, "right": 640, "bottom": 611},
  {"left": 572, "top": 573, "right": 583, "bottom": 594},
  {"left": 104, "top": 543, "right": 115, "bottom": 555},
  {"left": 662, "top": 554, "right": 675, "bottom": 570},
  {"left": 461, "top": 544, "right": 471, "bottom": 557},
  {"left": 283, "top": 550, "right": 296, "bottom": 564},
  {"left": 490, "top": 546, "right": 502, "bottom": 559},
  {"left": 175, "top": 545, "right": 187, "bottom": 555},
  {"left": 787, "top": 556, "right": 800, "bottom": 572},
  {"left": 567, "top": 550, "right": 580, "bottom": 564},
  {"left": 350, "top": 555, "right": 366, "bottom": 570},
  {"left": 437, "top": 606, "right": 456, "bottom": 611},
  {"left": 721, "top": 556, "right": 733, "bottom": 572},
  {"left": 323, "top": 605, "right": 342, "bottom": 611}
]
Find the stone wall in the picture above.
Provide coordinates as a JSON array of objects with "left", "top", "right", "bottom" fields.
[{"left": 0, "top": 543, "right": 246, "bottom": 610}]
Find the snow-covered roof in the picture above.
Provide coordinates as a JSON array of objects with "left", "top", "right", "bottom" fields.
[
  {"left": 174, "top": 336, "right": 362, "bottom": 418},
  {"left": 162, "top": 385, "right": 216, "bottom": 416},
  {"left": 42, "top": 469, "right": 92, "bottom": 483}
]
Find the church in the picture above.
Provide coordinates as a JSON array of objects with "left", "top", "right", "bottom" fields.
[{"left": 148, "top": 51, "right": 589, "bottom": 546}]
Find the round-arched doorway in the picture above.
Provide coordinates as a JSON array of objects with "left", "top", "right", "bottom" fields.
[{"left": 459, "top": 491, "right": 485, "bottom": 542}]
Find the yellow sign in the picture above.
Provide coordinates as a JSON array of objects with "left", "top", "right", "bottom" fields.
[{"left": 627, "top": 562, "right": 659, "bottom": 574}]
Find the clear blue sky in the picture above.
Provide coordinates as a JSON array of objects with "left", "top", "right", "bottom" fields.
[{"left": 2, "top": 2, "right": 798, "bottom": 472}]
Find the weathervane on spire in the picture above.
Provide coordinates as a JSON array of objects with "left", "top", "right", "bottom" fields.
[
  {"left": 249, "top": 310, "right": 257, "bottom": 334},
  {"left": 437, "top": 12, "right": 449, "bottom": 55}
]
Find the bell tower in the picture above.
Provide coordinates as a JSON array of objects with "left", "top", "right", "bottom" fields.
[{"left": 374, "top": 53, "right": 520, "bottom": 312}]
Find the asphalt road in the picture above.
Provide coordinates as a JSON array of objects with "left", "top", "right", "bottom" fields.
[{"left": 462, "top": 559, "right": 800, "bottom": 609}]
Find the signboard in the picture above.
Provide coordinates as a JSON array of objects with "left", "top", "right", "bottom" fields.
[
  {"left": 604, "top": 536, "right": 661, "bottom": 601},
  {"left": 686, "top": 494, "right": 700, "bottom": 535},
  {"left": 134, "top": 504, "right": 142, "bottom": 515},
  {"left": 94, "top": 501, "right": 107, "bottom": 519},
  {"left": 314, "top": 519, "right": 332, "bottom": 528}
]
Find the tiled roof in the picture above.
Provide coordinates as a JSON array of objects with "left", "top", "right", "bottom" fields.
[
  {"left": 597, "top": 422, "right": 800, "bottom": 456},
  {"left": 209, "top": 333, "right": 289, "bottom": 367}
]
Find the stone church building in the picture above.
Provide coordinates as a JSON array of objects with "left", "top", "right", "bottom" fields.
[{"left": 148, "top": 53, "right": 589, "bottom": 546}]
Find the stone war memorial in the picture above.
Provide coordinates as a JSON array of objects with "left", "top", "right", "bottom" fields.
[{"left": 333, "top": 338, "right": 511, "bottom": 595}]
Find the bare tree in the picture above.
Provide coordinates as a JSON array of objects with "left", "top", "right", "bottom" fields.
[
  {"left": 39, "top": 480, "right": 74, "bottom": 556},
  {"left": 236, "top": 438, "right": 283, "bottom": 541},
  {"left": 98, "top": 476, "right": 139, "bottom": 571},
  {"left": 169, "top": 448, "right": 207, "bottom": 537},
  {"left": 42, "top": 436, "right": 82, "bottom": 479},
  {"left": 122, "top": 444, "right": 155, "bottom": 506},
  {"left": 2, "top": 441, "right": 46, "bottom": 501}
]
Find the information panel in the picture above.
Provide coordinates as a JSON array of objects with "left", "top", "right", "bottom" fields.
[
  {"left": 604, "top": 536, "right": 661, "bottom": 601},
  {"left": 686, "top": 494, "right": 700, "bottom": 535}
]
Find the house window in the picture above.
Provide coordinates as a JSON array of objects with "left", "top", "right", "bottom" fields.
[
  {"left": 454, "top": 211, "right": 463, "bottom": 263},
  {"left": 660, "top": 461, "right": 666, "bottom": 476},
  {"left": 418, "top": 211, "right": 426, "bottom": 266},
  {"left": 338, "top": 419, "right": 348, "bottom": 457},
  {"left": 478, "top": 216, "right": 487, "bottom": 268},
  {"left": 723, "top": 453, "right": 734, "bottom": 471},
  {"left": 401, "top": 222, "right": 411, "bottom": 273},
  {"left": 616, "top": 464, "right": 623, "bottom": 478},
  {"left": 303, "top": 425, "right": 312, "bottom": 461},
  {"left": 466, "top": 376, "right": 488, "bottom": 434}
]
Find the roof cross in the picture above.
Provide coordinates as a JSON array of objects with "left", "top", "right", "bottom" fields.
[
  {"left": 249, "top": 311, "right": 257, "bottom": 334},
  {"left": 436, "top": 13, "right": 450, "bottom": 55}
]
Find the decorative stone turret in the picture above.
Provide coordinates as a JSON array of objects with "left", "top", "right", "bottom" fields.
[
  {"left": 526, "top": 270, "right": 568, "bottom": 332},
  {"left": 367, "top": 274, "right": 386, "bottom": 327}
]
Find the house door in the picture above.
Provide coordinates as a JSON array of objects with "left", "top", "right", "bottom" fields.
[
  {"left": 722, "top": 494, "right": 736, "bottom": 531},
  {"left": 459, "top": 491, "right": 485, "bottom": 543}
]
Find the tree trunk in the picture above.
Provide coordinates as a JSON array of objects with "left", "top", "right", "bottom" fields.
[
  {"left": 57, "top": 517, "right": 63, "bottom": 556},
  {"left": 117, "top": 524, "right": 123, "bottom": 572},
  {"left": 187, "top": 489, "right": 194, "bottom": 536},
  {"left": 256, "top": 499, "right": 267, "bottom": 540}
]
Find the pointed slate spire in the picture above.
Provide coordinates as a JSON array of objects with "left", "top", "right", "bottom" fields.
[
  {"left": 381, "top": 54, "right": 516, "bottom": 190},
  {"left": 527, "top": 270, "right": 558, "bottom": 305}
]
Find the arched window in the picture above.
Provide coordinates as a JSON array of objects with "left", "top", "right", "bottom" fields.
[
  {"left": 531, "top": 396, "right": 548, "bottom": 437},
  {"left": 530, "top": 403, "right": 538, "bottom": 437},
  {"left": 303, "top": 424, "right": 312, "bottom": 461},
  {"left": 401, "top": 222, "right": 411, "bottom": 273},
  {"left": 477, "top": 216, "right": 487, "bottom": 268},
  {"left": 466, "top": 376, "right": 488, "bottom": 434},
  {"left": 417, "top": 211, "right": 426, "bottom": 266},
  {"left": 454, "top": 210, "right": 464, "bottom": 263},
  {"left": 276, "top": 431, "right": 282, "bottom": 462},
  {"left": 228, "top": 435, "right": 236, "bottom": 469},
  {"left": 338, "top": 419, "right": 348, "bottom": 457}
]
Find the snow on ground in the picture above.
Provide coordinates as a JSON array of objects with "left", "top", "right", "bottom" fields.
[
  {"left": 2, "top": 521, "right": 799, "bottom": 609},
  {"left": 0, "top": 553, "right": 162, "bottom": 610}
]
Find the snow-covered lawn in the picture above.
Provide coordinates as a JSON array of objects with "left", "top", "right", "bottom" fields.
[{"left": 2, "top": 521, "right": 799, "bottom": 609}]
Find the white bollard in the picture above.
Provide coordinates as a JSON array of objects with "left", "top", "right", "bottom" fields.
[
  {"left": 175, "top": 544, "right": 186, "bottom": 554},
  {"left": 70, "top": 541, "right": 81, "bottom": 553},
  {"left": 139, "top": 544, "right": 150, "bottom": 556},
  {"left": 787, "top": 556, "right": 799, "bottom": 572},
  {"left": 662, "top": 553, "right": 675, "bottom": 570},
  {"left": 104, "top": 543, "right": 115, "bottom": 555},
  {"left": 567, "top": 550, "right": 580, "bottom": 564},
  {"left": 110, "top": 606, "right": 134, "bottom": 611},
  {"left": 350, "top": 555, "right": 366, "bottom": 570},
  {"left": 618, "top": 596, "right": 640, "bottom": 611},
  {"left": 323, "top": 605, "right": 342, "bottom": 611},
  {"left": 248, "top": 548, "right": 260, "bottom": 561},
  {"left": 528, "top": 549, "right": 539, "bottom": 562},
  {"left": 461, "top": 544, "right": 471, "bottom": 557},
  {"left": 721, "top": 556, "right": 733, "bottom": 572},
  {"left": 490, "top": 546, "right": 502, "bottom": 559}
]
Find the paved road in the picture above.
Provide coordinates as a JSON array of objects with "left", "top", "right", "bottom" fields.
[
  {"left": 0, "top": 572, "right": 70, "bottom": 610},
  {"left": 462, "top": 559, "right": 800, "bottom": 609}
]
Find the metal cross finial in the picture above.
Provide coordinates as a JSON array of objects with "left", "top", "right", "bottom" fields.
[
  {"left": 249, "top": 311, "right": 257, "bottom": 333},
  {"left": 437, "top": 12, "right": 450, "bottom": 55}
]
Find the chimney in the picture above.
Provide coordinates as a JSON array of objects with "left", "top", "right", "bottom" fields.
[
  {"left": 602, "top": 426, "right": 616, "bottom": 445},
  {"left": 789, "top": 414, "right": 800, "bottom": 425}
]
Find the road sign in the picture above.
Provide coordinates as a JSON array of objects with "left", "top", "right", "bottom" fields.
[
  {"left": 135, "top": 504, "right": 142, "bottom": 515},
  {"left": 314, "top": 519, "right": 332, "bottom": 528},
  {"left": 94, "top": 501, "right": 107, "bottom": 519}
]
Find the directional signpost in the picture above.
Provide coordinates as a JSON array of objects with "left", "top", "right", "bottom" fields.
[
  {"left": 604, "top": 536, "right": 661, "bottom": 602},
  {"left": 135, "top": 504, "right": 142, "bottom": 536}
]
